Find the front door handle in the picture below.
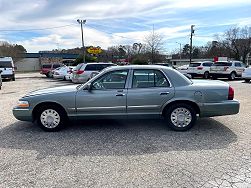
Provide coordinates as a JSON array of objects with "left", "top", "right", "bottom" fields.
[
  {"left": 160, "top": 92, "right": 170, "bottom": 95},
  {"left": 116, "top": 93, "right": 125, "bottom": 96}
]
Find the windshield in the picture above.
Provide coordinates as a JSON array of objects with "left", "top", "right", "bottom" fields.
[{"left": 0, "top": 61, "right": 12, "bottom": 68}]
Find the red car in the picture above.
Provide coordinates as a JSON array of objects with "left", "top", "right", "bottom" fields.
[{"left": 40, "top": 63, "right": 63, "bottom": 78}]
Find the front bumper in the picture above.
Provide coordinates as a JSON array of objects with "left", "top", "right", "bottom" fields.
[
  {"left": 13, "top": 107, "right": 33, "bottom": 122},
  {"left": 199, "top": 100, "right": 240, "bottom": 117}
]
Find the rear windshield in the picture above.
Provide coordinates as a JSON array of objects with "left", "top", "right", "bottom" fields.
[
  {"left": 85, "top": 64, "right": 97, "bottom": 71},
  {"left": 213, "top": 62, "right": 232, "bottom": 66},
  {"left": 0, "top": 61, "right": 12, "bottom": 68},
  {"left": 75, "top": 63, "right": 84, "bottom": 70},
  {"left": 42, "top": 64, "right": 51, "bottom": 68},
  {"left": 189, "top": 63, "right": 201, "bottom": 67}
]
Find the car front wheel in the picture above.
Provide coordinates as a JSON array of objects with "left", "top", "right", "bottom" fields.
[
  {"left": 244, "top": 79, "right": 250, "bottom": 83},
  {"left": 36, "top": 105, "right": 67, "bottom": 131},
  {"left": 164, "top": 103, "right": 197, "bottom": 131}
]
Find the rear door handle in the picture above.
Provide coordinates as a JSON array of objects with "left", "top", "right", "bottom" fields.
[
  {"left": 160, "top": 92, "right": 170, "bottom": 95},
  {"left": 116, "top": 93, "right": 125, "bottom": 96}
]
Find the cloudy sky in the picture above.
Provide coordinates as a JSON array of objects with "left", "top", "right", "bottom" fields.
[{"left": 0, "top": 0, "right": 251, "bottom": 53}]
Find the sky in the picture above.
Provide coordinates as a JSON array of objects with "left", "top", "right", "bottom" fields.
[{"left": 0, "top": 0, "right": 251, "bottom": 53}]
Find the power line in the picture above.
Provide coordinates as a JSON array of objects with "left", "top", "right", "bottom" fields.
[
  {"left": 87, "top": 24, "right": 143, "bottom": 41},
  {"left": 0, "top": 24, "right": 75, "bottom": 32}
]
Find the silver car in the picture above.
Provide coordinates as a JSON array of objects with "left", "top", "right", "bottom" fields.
[{"left": 13, "top": 65, "right": 240, "bottom": 132}]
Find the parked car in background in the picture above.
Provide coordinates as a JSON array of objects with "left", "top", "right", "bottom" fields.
[
  {"left": 0, "top": 70, "right": 2, "bottom": 90},
  {"left": 177, "top": 64, "right": 189, "bottom": 74},
  {"left": 53, "top": 66, "right": 74, "bottom": 80},
  {"left": 13, "top": 65, "right": 239, "bottom": 132},
  {"left": 72, "top": 62, "right": 115, "bottom": 83},
  {"left": 210, "top": 61, "right": 246, "bottom": 80},
  {"left": 0, "top": 57, "right": 16, "bottom": 81},
  {"left": 65, "top": 66, "right": 76, "bottom": 81},
  {"left": 154, "top": 63, "right": 174, "bottom": 68},
  {"left": 187, "top": 61, "right": 213, "bottom": 79},
  {"left": 40, "top": 63, "right": 63, "bottom": 78},
  {"left": 242, "top": 66, "right": 251, "bottom": 83}
]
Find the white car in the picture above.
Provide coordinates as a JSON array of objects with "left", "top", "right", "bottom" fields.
[
  {"left": 0, "top": 57, "right": 15, "bottom": 81},
  {"left": 72, "top": 63, "right": 115, "bottom": 83},
  {"left": 210, "top": 61, "right": 246, "bottom": 80},
  {"left": 187, "top": 61, "right": 213, "bottom": 79},
  {"left": 177, "top": 64, "right": 189, "bottom": 74},
  {"left": 242, "top": 67, "right": 251, "bottom": 83},
  {"left": 53, "top": 66, "right": 72, "bottom": 80}
]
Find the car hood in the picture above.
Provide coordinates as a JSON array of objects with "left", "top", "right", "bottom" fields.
[{"left": 24, "top": 85, "right": 78, "bottom": 97}]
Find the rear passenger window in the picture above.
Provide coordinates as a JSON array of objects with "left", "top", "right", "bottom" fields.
[
  {"left": 85, "top": 64, "right": 97, "bottom": 71},
  {"left": 42, "top": 64, "right": 51, "bottom": 69},
  {"left": 203, "top": 63, "right": 213, "bottom": 67},
  {"left": 132, "top": 70, "right": 170, "bottom": 88},
  {"left": 235, "top": 63, "right": 241, "bottom": 67}
]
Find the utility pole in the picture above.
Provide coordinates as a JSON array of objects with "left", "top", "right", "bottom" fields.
[
  {"left": 77, "top": 19, "right": 86, "bottom": 63},
  {"left": 189, "top": 25, "right": 195, "bottom": 64}
]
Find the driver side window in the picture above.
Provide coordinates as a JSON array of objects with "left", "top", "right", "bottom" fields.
[{"left": 92, "top": 70, "right": 128, "bottom": 90}]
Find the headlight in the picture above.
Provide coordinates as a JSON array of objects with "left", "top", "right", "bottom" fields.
[{"left": 17, "top": 101, "right": 30, "bottom": 108}]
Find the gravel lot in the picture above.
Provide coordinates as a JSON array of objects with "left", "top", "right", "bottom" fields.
[{"left": 0, "top": 73, "right": 250, "bottom": 187}]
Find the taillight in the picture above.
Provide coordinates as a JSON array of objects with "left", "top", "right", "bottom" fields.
[
  {"left": 224, "top": 66, "right": 229, "bottom": 71},
  {"left": 197, "top": 66, "right": 203, "bottom": 70},
  {"left": 228, "top": 86, "right": 234, "bottom": 100},
  {"left": 76, "top": 70, "right": 84, "bottom": 74}
]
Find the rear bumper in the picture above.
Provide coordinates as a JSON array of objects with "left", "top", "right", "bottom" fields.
[
  {"left": 1, "top": 74, "right": 14, "bottom": 79},
  {"left": 13, "top": 107, "right": 33, "bottom": 122},
  {"left": 199, "top": 100, "right": 240, "bottom": 117}
]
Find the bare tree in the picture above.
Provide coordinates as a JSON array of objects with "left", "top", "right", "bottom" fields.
[
  {"left": 0, "top": 41, "right": 27, "bottom": 62},
  {"left": 144, "top": 31, "right": 164, "bottom": 63},
  {"left": 217, "top": 26, "right": 251, "bottom": 64}
]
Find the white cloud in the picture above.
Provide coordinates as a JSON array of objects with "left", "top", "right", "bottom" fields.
[{"left": 0, "top": 0, "right": 251, "bottom": 52}]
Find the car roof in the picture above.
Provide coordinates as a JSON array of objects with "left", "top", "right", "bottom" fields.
[{"left": 103, "top": 65, "right": 173, "bottom": 71}]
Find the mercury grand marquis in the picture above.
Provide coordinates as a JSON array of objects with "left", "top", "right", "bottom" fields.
[{"left": 13, "top": 65, "right": 240, "bottom": 132}]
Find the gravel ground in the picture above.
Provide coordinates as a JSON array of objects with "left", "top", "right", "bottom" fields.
[{"left": 0, "top": 73, "right": 250, "bottom": 188}]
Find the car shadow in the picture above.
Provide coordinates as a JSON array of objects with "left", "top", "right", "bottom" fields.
[{"left": 0, "top": 118, "right": 237, "bottom": 159}]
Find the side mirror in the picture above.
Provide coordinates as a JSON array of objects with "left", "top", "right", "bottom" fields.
[{"left": 86, "top": 83, "right": 92, "bottom": 91}]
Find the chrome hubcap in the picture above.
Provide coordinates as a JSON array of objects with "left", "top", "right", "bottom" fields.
[
  {"left": 171, "top": 107, "right": 192, "bottom": 127},
  {"left": 40, "top": 109, "right": 60, "bottom": 128}
]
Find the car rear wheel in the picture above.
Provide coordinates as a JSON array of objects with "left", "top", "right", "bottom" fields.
[
  {"left": 245, "top": 79, "right": 250, "bottom": 83},
  {"left": 229, "top": 72, "right": 236, "bottom": 80},
  {"left": 12, "top": 75, "right": 15, "bottom": 81},
  {"left": 164, "top": 103, "right": 196, "bottom": 131},
  {"left": 203, "top": 71, "right": 210, "bottom": 79},
  {"left": 36, "top": 105, "right": 67, "bottom": 132}
]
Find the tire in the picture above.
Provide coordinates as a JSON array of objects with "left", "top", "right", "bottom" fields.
[
  {"left": 203, "top": 71, "right": 210, "bottom": 79},
  {"left": 245, "top": 79, "right": 250, "bottom": 83},
  {"left": 36, "top": 104, "right": 67, "bottom": 132},
  {"left": 229, "top": 72, "right": 236, "bottom": 80},
  {"left": 12, "top": 75, "right": 15, "bottom": 81},
  {"left": 46, "top": 73, "right": 50, "bottom": 78},
  {"left": 164, "top": 103, "right": 197, "bottom": 131}
]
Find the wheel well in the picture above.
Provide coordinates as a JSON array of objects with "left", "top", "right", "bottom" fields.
[
  {"left": 162, "top": 100, "right": 200, "bottom": 116},
  {"left": 32, "top": 102, "right": 67, "bottom": 121}
]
